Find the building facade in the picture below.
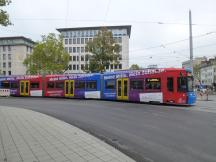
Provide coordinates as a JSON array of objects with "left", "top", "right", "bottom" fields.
[
  {"left": 182, "top": 57, "right": 207, "bottom": 69},
  {"left": 0, "top": 36, "right": 35, "bottom": 75},
  {"left": 200, "top": 58, "right": 216, "bottom": 87},
  {"left": 57, "top": 25, "right": 131, "bottom": 73}
]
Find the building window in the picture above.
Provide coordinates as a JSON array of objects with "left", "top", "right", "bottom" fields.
[
  {"left": 77, "top": 47, "right": 80, "bottom": 53},
  {"left": 77, "top": 65, "right": 79, "bottom": 70},
  {"left": 111, "top": 64, "right": 113, "bottom": 69},
  {"left": 73, "top": 56, "right": 76, "bottom": 61},
  {"left": 69, "top": 39, "right": 72, "bottom": 44},
  {"left": 8, "top": 54, "right": 11, "bottom": 60},
  {"left": 118, "top": 37, "right": 122, "bottom": 43},
  {"left": 73, "top": 64, "right": 76, "bottom": 70},
  {"left": 3, "top": 62, "right": 6, "bottom": 68},
  {"left": 3, "top": 46, "right": 6, "bottom": 52},
  {"left": 85, "top": 55, "right": 89, "bottom": 61},
  {"left": 3, "top": 71, "right": 6, "bottom": 75},
  {"left": 65, "top": 39, "right": 68, "bottom": 44},
  {"left": 89, "top": 38, "right": 93, "bottom": 42},
  {"left": 69, "top": 64, "right": 72, "bottom": 70},
  {"left": 81, "top": 47, "right": 84, "bottom": 53},
  {"left": 130, "top": 80, "right": 143, "bottom": 90},
  {"left": 85, "top": 38, "right": 88, "bottom": 44},
  {"left": 69, "top": 47, "right": 72, "bottom": 53},
  {"left": 64, "top": 47, "right": 68, "bottom": 53},
  {"left": 81, "top": 38, "right": 84, "bottom": 44},
  {"left": 77, "top": 56, "right": 79, "bottom": 61},
  {"left": 8, "top": 71, "right": 11, "bottom": 75},
  {"left": 8, "top": 62, "right": 11, "bottom": 68},
  {"left": 81, "top": 55, "right": 84, "bottom": 61},
  {"left": 73, "top": 47, "right": 76, "bottom": 53},
  {"left": 73, "top": 38, "right": 76, "bottom": 44},
  {"left": 119, "top": 64, "right": 122, "bottom": 69},
  {"left": 3, "top": 54, "right": 6, "bottom": 60},
  {"left": 69, "top": 56, "right": 72, "bottom": 61},
  {"left": 8, "top": 46, "right": 11, "bottom": 51},
  {"left": 118, "top": 55, "right": 122, "bottom": 60},
  {"left": 77, "top": 38, "right": 80, "bottom": 44},
  {"left": 114, "top": 64, "right": 118, "bottom": 69},
  {"left": 145, "top": 78, "right": 161, "bottom": 90},
  {"left": 81, "top": 64, "right": 84, "bottom": 70}
]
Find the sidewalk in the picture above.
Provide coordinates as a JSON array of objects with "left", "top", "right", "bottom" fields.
[{"left": 0, "top": 106, "right": 135, "bottom": 162}]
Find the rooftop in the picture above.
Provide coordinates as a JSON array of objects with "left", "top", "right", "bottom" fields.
[
  {"left": 0, "top": 36, "right": 35, "bottom": 46},
  {"left": 57, "top": 25, "right": 132, "bottom": 38}
]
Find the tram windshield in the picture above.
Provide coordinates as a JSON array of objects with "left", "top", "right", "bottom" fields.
[{"left": 177, "top": 76, "right": 194, "bottom": 92}]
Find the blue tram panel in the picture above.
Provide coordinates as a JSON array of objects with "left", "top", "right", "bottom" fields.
[{"left": 101, "top": 73, "right": 117, "bottom": 100}]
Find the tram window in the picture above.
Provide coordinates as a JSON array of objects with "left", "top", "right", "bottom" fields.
[
  {"left": 167, "top": 78, "right": 174, "bottom": 92},
  {"left": 130, "top": 80, "right": 143, "bottom": 90},
  {"left": 86, "top": 81, "right": 97, "bottom": 90},
  {"left": 75, "top": 81, "right": 85, "bottom": 89},
  {"left": 177, "top": 77, "right": 187, "bottom": 92},
  {"left": 47, "top": 82, "right": 55, "bottom": 89},
  {"left": 56, "top": 82, "right": 64, "bottom": 89},
  {"left": 30, "top": 82, "right": 39, "bottom": 89},
  {"left": 105, "top": 80, "right": 115, "bottom": 90},
  {"left": 145, "top": 78, "right": 161, "bottom": 90},
  {"left": 11, "top": 82, "right": 18, "bottom": 89},
  {"left": 2, "top": 82, "right": 10, "bottom": 88}
]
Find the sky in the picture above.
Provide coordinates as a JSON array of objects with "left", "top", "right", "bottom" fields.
[{"left": 1, "top": 0, "right": 216, "bottom": 68}]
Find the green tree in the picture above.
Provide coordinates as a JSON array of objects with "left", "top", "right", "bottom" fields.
[
  {"left": 130, "top": 64, "right": 140, "bottom": 70},
  {"left": 85, "top": 28, "right": 120, "bottom": 73},
  {"left": 0, "top": 0, "right": 11, "bottom": 26},
  {"left": 193, "top": 64, "right": 201, "bottom": 81},
  {"left": 23, "top": 33, "right": 70, "bottom": 75}
]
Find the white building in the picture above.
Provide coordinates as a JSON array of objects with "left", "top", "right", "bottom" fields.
[
  {"left": 0, "top": 36, "right": 35, "bottom": 75},
  {"left": 200, "top": 58, "right": 216, "bottom": 86},
  {"left": 57, "top": 25, "right": 131, "bottom": 73}
]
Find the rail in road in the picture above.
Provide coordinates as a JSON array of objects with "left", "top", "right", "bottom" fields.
[{"left": 0, "top": 97, "right": 216, "bottom": 162}]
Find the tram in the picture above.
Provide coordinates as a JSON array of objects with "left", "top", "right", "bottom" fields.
[{"left": 0, "top": 68, "right": 196, "bottom": 105}]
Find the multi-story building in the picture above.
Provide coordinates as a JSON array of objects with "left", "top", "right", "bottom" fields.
[
  {"left": 0, "top": 36, "right": 35, "bottom": 75},
  {"left": 182, "top": 57, "right": 207, "bottom": 69},
  {"left": 200, "top": 57, "right": 216, "bottom": 86},
  {"left": 57, "top": 25, "right": 131, "bottom": 73}
]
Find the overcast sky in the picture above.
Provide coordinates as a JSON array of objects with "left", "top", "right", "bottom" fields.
[{"left": 1, "top": 0, "right": 216, "bottom": 68}]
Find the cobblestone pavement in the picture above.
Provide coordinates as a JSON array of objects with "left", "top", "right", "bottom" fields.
[{"left": 0, "top": 106, "right": 135, "bottom": 162}]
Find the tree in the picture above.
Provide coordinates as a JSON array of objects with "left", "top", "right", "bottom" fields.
[
  {"left": 23, "top": 33, "right": 70, "bottom": 75},
  {"left": 193, "top": 64, "right": 201, "bottom": 81},
  {"left": 85, "top": 28, "right": 120, "bottom": 73},
  {"left": 0, "top": 0, "right": 11, "bottom": 26},
  {"left": 130, "top": 64, "right": 140, "bottom": 70}
]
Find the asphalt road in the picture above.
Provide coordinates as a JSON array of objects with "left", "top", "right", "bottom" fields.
[{"left": 0, "top": 97, "right": 216, "bottom": 162}]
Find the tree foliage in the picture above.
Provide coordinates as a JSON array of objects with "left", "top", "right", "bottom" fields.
[
  {"left": 0, "top": 0, "right": 11, "bottom": 26},
  {"left": 193, "top": 64, "right": 200, "bottom": 81},
  {"left": 23, "top": 33, "right": 70, "bottom": 75},
  {"left": 130, "top": 64, "right": 140, "bottom": 70},
  {"left": 85, "top": 28, "right": 120, "bottom": 73}
]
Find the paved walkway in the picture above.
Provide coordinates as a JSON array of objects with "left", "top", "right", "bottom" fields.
[{"left": 0, "top": 106, "right": 135, "bottom": 162}]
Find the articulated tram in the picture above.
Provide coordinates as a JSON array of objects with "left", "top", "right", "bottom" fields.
[{"left": 0, "top": 68, "right": 196, "bottom": 105}]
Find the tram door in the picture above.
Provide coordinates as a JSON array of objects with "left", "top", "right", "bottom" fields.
[
  {"left": 65, "top": 80, "right": 74, "bottom": 97},
  {"left": 20, "top": 80, "right": 30, "bottom": 96},
  {"left": 117, "top": 78, "right": 129, "bottom": 100}
]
